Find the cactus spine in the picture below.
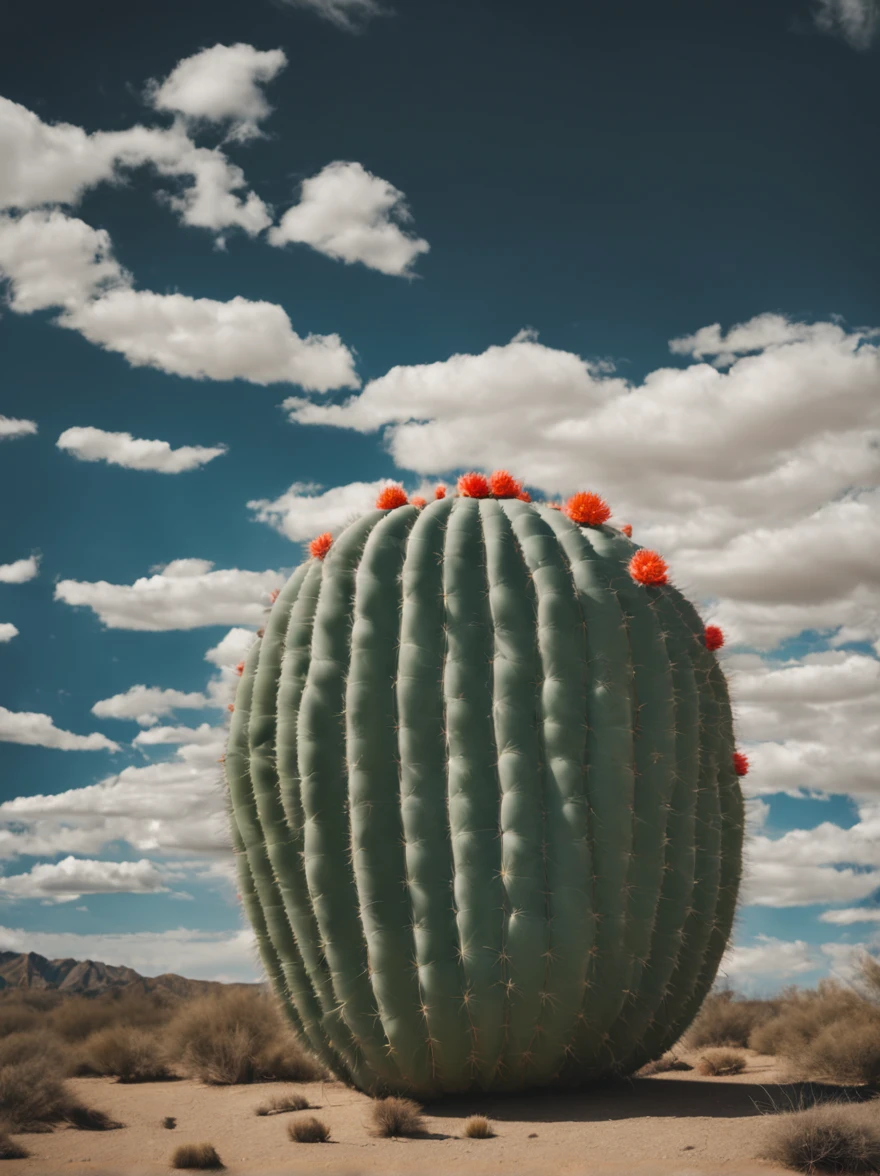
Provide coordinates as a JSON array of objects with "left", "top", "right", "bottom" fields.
[{"left": 226, "top": 486, "right": 744, "bottom": 1097}]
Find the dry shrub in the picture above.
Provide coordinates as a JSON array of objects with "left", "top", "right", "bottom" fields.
[
  {"left": 860, "top": 954, "right": 880, "bottom": 1002},
  {"left": 463, "top": 1115, "right": 495, "bottom": 1138},
  {"left": 288, "top": 1116, "right": 330, "bottom": 1143},
  {"left": 791, "top": 1021, "right": 880, "bottom": 1087},
  {"left": 48, "top": 997, "right": 118, "bottom": 1043},
  {"left": 0, "top": 1004, "right": 39, "bottom": 1039},
  {"left": 637, "top": 1053, "right": 694, "bottom": 1076},
  {"left": 761, "top": 1103, "right": 880, "bottom": 1174},
  {"left": 171, "top": 1142, "right": 225, "bottom": 1169},
  {"left": 749, "top": 982, "right": 868, "bottom": 1056},
  {"left": 685, "top": 990, "right": 778, "bottom": 1049},
  {"left": 165, "top": 989, "right": 322, "bottom": 1085},
  {"left": 696, "top": 1048, "right": 747, "bottom": 1076},
  {"left": 0, "top": 1030, "right": 66, "bottom": 1071},
  {"left": 0, "top": 1129, "right": 28, "bottom": 1160},
  {"left": 370, "top": 1096, "right": 424, "bottom": 1138},
  {"left": 62, "top": 1103, "right": 123, "bottom": 1131},
  {"left": 81, "top": 1024, "right": 174, "bottom": 1082},
  {"left": 255, "top": 1091, "right": 310, "bottom": 1116},
  {"left": 0, "top": 1056, "right": 69, "bottom": 1131}
]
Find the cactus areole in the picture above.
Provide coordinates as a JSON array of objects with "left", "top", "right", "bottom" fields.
[{"left": 225, "top": 477, "right": 745, "bottom": 1097}]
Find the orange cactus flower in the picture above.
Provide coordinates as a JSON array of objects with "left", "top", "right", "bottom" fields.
[
  {"left": 629, "top": 549, "right": 668, "bottom": 586},
  {"left": 235, "top": 661, "right": 245, "bottom": 677},
  {"left": 434, "top": 485, "right": 447, "bottom": 499},
  {"left": 376, "top": 483, "right": 408, "bottom": 510},
  {"left": 565, "top": 491, "right": 611, "bottom": 527},
  {"left": 488, "top": 469, "right": 523, "bottom": 498},
  {"left": 309, "top": 532, "right": 333, "bottom": 560},
  {"left": 268, "top": 588, "right": 280, "bottom": 604},
  {"left": 227, "top": 703, "right": 235, "bottom": 713},
  {"left": 410, "top": 495, "right": 427, "bottom": 508},
  {"left": 704, "top": 625, "right": 725, "bottom": 651},
  {"left": 733, "top": 752, "right": 749, "bottom": 777},
  {"left": 517, "top": 490, "right": 532, "bottom": 502},
  {"left": 457, "top": 472, "right": 491, "bottom": 498},
  {"left": 621, "top": 524, "right": 633, "bottom": 538}
]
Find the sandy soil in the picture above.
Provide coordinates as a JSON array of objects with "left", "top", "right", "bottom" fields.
[{"left": 5, "top": 1051, "right": 877, "bottom": 1176}]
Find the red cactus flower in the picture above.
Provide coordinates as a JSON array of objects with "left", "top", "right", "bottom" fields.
[
  {"left": 458, "top": 472, "right": 491, "bottom": 498},
  {"left": 517, "top": 490, "right": 532, "bottom": 502},
  {"left": 704, "top": 625, "right": 725, "bottom": 651},
  {"left": 629, "top": 549, "right": 668, "bottom": 586},
  {"left": 235, "top": 661, "right": 245, "bottom": 677},
  {"left": 566, "top": 491, "right": 611, "bottom": 527},
  {"left": 309, "top": 532, "right": 333, "bottom": 560},
  {"left": 376, "top": 483, "right": 408, "bottom": 510},
  {"left": 227, "top": 703, "right": 235, "bottom": 713},
  {"left": 410, "top": 494, "right": 427, "bottom": 508},
  {"left": 488, "top": 469, "right": 523, "bottom": 498},
  {"left": 268, "top": 587, "right": 280, "bottom": 604},
  {"left": 733, "top": 751, "right": 749, "bottom": 777},
  {"left": 434, "top": 484, "right": 447, "bottom": 499},
  {"left": 621, "top": 523, "right": 633, "bottom": 538}
]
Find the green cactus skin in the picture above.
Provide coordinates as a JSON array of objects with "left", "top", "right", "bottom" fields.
[{"left": 225, "top": 496, "right": 744, "bottom": 1097}]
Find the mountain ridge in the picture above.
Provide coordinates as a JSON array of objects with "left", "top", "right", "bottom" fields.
[{"left": 0, "top": 951, "right": 257, "bottom": 996}]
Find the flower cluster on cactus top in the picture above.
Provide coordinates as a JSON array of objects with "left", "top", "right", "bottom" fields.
[
  {"left": 704, "top": 624, "right": 725, "bottom": 651},
  {"left": 309, "top": 532, "right": 333, "bottom": 561}
]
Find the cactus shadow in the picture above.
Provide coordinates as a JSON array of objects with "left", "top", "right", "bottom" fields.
[{"left": 425, "top": 1079, "right": 878, "bottom": 1124}]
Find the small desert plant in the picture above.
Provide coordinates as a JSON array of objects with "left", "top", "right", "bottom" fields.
[
  {"left": 370, "top": 1096, "right": 424, "bottom": 1138},
  {"left": 165, "top": 989, "right": 323, "bottom": 1085},
  {"left": 685, "top": 990, "right": 778, "bottom": 1049},
  {"left": 81, "top": 1024, "right": 174, "bottom": 1082},
  {"left": 760, "top": 1104, "right": 880, "bottom": 1174},
  {"left": 170, "top": 1142, "right": 225, "bottom": 1169},
  {"left": 0, "top": 1030, "right": 66, "bottom": 1071},
  {"left": 463, "top": 1115, "right": 495, "bottom": 1138},
  {"left": 163, "top": 1117, "right": 177, "bottom": 1129},
  {"left": 0, "top": 1129, "right": 28, "bottom": 1160},
  {"left": 255, "top": 1091, "right": 310, "bottom": 1116},
  {"left": 790, "top": 1020, "right": 880, "bottom": 1087},
  {"left": 0, "top": 1057, "right": 69, "bottom": 1130},
  {"left": 62, "top": 1102, "right": 124, "bottom": 1131},
  {"left": 696, "top": 1048, "right": 747, "bottom": 1076},
  {"left": 287, "top": 1115, "right": 330, "bottom": 1143},
  {"left": 637, "top": 1053, "right": 694, "bottom": 1076}
]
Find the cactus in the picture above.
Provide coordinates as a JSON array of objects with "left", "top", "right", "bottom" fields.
[{"left": 225, "top": 473, "right": 745, "bottom": 1097}]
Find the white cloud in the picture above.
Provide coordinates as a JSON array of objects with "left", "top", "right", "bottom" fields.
[
  {"left": 269, "top": 161, "right": 429, "bottom": 276},
  {"left": 57, "top": 425, "right": 227, "bottom": 473},
  {"left": 0, "top": 706, "right": 119, "bottom": 752},
  {"left": 132, "top": 723, "right": 222, "bottom": 748},
  {"left": 0, "top": 624, "right": 18, "bottom": 643},
  {"left": 92, "top": 685, "right": 213, "bottom": 727},
  {"left": 0, "top": 555, "right": 39, "bottom": 584},
  {"left": 0, "top": 857, "right": 179, "bottom": 903},
  {"left": 204, "top": 627, "right": 256, "bottom": 668},
  {"left": 820, "top": 908, "right": 880, "bottom": 924},
  {"left": 248, "top": 478, "right": 389, "bottom": 541},
  {"left": 62, "top": 287, "right": 358, "bottom": 389},
  {"left": 719, "top": 935, "right": 820, "bottom": 983},
  {"left": 55, "top": 557, "right": 284, "bottom": 631},
  {"left": 0, "top": 924, "right": 259, "bottom": 982},
  {"left": 283, "top": 315, "right": 880, "bottom": 651},
  {"left": 0, "top": 211, "right": 127, "bottom": 311},
  {"left": 0, "top": 96, "right": 271, "bottom": 236},
  {"left": 812, "top": 0, "right": 879, "bottom": 49},
  {"left": 146, "top": 43, "right": 287, "bottom": 142},
  {"left": 276, "top": 0, "right": 389, "bottom": 32},
  {"left": 0, "top": 414, "right": 37, "bottom": 440}
]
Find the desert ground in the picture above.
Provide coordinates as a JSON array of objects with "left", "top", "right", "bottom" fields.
[{"left": 4, "top": 1050, "right": 878, "bottom": 1176}]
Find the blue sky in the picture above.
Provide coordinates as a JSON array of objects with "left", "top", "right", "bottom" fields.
[{"left": 0, "top": 0, "right": 878, "bottom": 991}]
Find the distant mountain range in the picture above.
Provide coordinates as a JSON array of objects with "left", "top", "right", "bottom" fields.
[{"left": 0, "top": 951, "right": 255, "bottom": 997}]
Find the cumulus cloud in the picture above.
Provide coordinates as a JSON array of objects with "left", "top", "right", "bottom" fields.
[
  {"left": 203, "top": 628, "right": 257, "bottom": 669},
  {"left": 57, "top": 426, "right": 227, "bottom": 473},
  {"left": 55, "top": 557, "right": 284, "bottom": 631},
  {"left": 146, "top": 43, "right": 287, "bottom": 142},
  {"left": 248, "top": 478, "right": 389, "bottom": 541},
  {"left": 821, "top": 908, "right": 880, "bottom": 924},
  {"left": 92, "top": 685, "right": 213, "bottom": 727},
  {"left": 269, "top": 161, "right": 429, "bottom": 276},
  {"left": 0, "top": 624, "right": 18, "bottom": 643},
  {"left": 0, "top": 924, "right": 258, "bottom": 982},
  {"left": 0, "top": 857, "right": 180, "bottom": 903},
  {"left": 275, "top": 0, "right": 390, "bottom": 32},
  {"left": 0, "top": 706, "right": 119, "bottom": 752},
  {"left": 0, "top": 414, "right": 37, "bottom": 440},
  {"left": 132, "top": 723, "right": 222, "bottom": 748},
  {"left": 0, "top": 556, "right": 39, "bottom": 584},
  {"left": 812, "top": 0, "right": 879, "bottom": 49},
  {"left": 719, "top": 935, "right": 820, "bottom": 984}
]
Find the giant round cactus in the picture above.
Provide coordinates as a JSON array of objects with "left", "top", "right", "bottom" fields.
[{"left": 225, "top": 473, "right": 745, "bottom": 1098}]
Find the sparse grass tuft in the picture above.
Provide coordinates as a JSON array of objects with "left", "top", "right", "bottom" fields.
[
  {"left": 685, "top": 990, "right": 779, "bottom": 1049},
  {"left": 0, "top": 1130, "right": 28, "bottom": 1160},
  {"left": 170, "top": 1142, "right": 225, "bottom": 1169},
  {"left": 637, "top": 1053, "right": 694, "bottom": 1076},
  {"left": 287, "top": 1115, "right": 330, "bottom": 1143},
  {"left": 255, "top": 1091, "right": 310, "bottom": 1116},
  {"left": 369, "top": 1096, "right": 424, "bottom": 1138},
  {"left": 760, "top": 1103, "right": 880, "bottom": 1174},
  {"left": 696, "top": 1048, "right": 747, "bottom": 1077},
  {"left": 463, "top": 1115, "right": 495, "bottom": 1139},
  {"left": 81, "top": 1024, "right": 174, "bottom": 1083}
]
